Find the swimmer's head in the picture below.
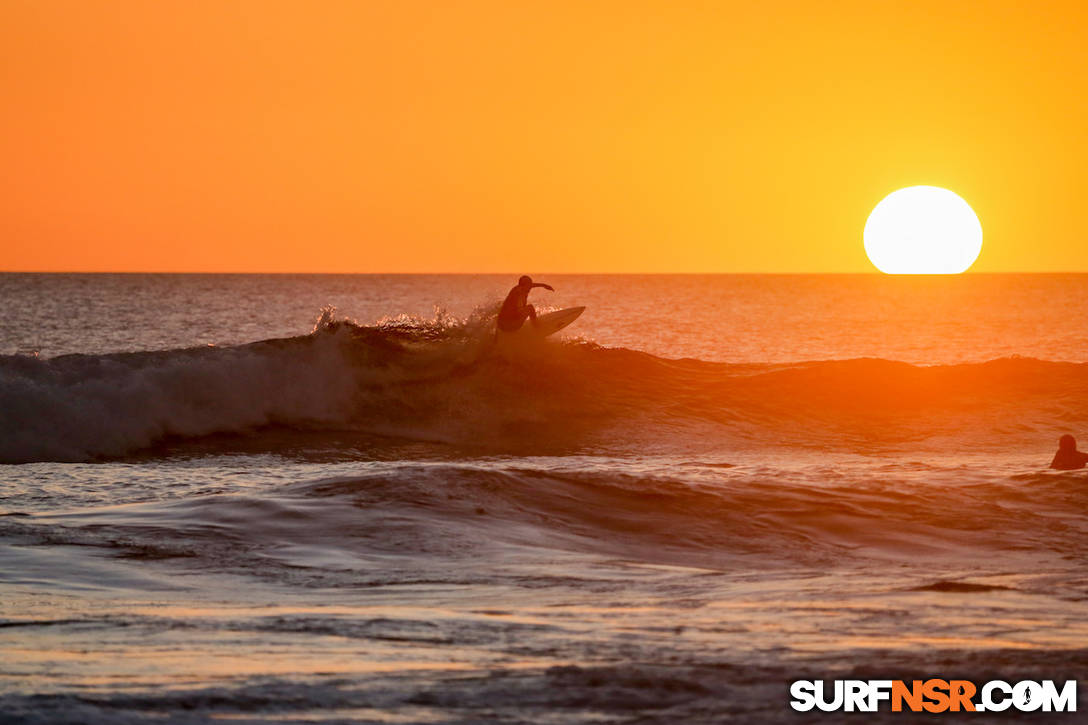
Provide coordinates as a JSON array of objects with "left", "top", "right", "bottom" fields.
[
  {"left": 1059, "top": 434, "right": 1076, "bottom": 451},
  {"left": 518, "top": 275, "right": 533, "bottom": 287}
]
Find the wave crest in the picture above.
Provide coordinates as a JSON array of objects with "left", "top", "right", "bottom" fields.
[{"left": 2, "top": 308, "right": 1086, "bottom": 462}]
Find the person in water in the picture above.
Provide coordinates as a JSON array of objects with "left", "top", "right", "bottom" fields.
[
  {"left": 1050, "top": 434, "right": 1088, "bottom": 470},
  {"left": 497, "top": 275, "right": 554, "bottom": 332}
]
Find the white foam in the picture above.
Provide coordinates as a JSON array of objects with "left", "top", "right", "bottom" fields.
[{"left": 0, "top": 330, "right": 362, "bottom": 463}]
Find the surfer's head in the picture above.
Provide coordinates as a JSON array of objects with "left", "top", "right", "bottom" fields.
[
  {"left": 1059, "top": 434, "right": 1077, "bottom": 452},
  {"left": 518, "top": 275, "right": 533, "bottom": 287}
]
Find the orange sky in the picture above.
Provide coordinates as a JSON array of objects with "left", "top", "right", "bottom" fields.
[{"left": 2, "top": 0, "right": 1087, "bottom": 273}]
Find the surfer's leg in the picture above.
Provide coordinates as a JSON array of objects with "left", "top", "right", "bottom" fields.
[
  {"left": 498, "top": 309, "right": 530, "bottom": 332},
  {"left": 526, "top": 305, "right": 538, "bottom": 327}
]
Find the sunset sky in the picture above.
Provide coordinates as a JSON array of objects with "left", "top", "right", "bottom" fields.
[{"left": 3, "top": 0, "right": 1087, "bottom": 273}]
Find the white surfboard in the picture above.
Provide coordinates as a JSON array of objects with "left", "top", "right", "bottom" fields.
[{"left": 498, "top": 306, "right": 585, "bottom": 339}]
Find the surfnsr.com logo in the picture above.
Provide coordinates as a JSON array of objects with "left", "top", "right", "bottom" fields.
[{"left": 790, "top": 679, "right": 1077, "bottom": 713}]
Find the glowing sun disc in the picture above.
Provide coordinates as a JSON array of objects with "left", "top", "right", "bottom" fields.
[{"left": 864, "top": 186, "right": 982, "bottom": 274}]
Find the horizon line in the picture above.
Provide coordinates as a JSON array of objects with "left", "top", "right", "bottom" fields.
[{"left": 3, "top": 270, "right": 1088, "bottom": 276}]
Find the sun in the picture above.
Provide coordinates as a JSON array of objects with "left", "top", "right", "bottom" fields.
[{"left": 863, "top": 186, "right": 983, "bottom": 274}]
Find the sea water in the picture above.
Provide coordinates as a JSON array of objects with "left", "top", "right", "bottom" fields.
[{"left": 1, "top": 274, "right": 1086, "bottom": 722}]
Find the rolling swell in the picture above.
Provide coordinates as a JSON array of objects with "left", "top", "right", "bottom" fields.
[
  {"left": 7, "top": 463, "right": 1087, "bottom": 576},
  {"left": 2, "top": 311, "right": 1087, "bottom": 463}
]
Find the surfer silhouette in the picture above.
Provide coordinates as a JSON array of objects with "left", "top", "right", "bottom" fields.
[
  {"left": 497, "top": 275, "right": 554, "bottom": 332},
  {"left": 1050, "top": 434, "right": 1088, "bottom": 470}
]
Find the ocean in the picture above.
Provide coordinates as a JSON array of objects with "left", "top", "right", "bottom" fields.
[{"left": 1, "top": 273, "right": 1086, "bottom": 723}]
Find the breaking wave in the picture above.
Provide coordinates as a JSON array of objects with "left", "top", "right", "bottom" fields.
[{"left": 2, "top": 308, "right": 1087, "bottom": 463}]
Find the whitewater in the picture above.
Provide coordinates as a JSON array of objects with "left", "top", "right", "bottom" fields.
[{"left": 1, "top": 274, "right": 1086, "bottom": 723}]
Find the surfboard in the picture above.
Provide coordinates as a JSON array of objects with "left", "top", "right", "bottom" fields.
[{"left": 499, "top": 306, "right": 585, "bottom": 339}]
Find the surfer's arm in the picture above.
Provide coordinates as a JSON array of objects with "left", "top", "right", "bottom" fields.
[{"left": 532, "top": 283, "right": 554, "bottom": 291}]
